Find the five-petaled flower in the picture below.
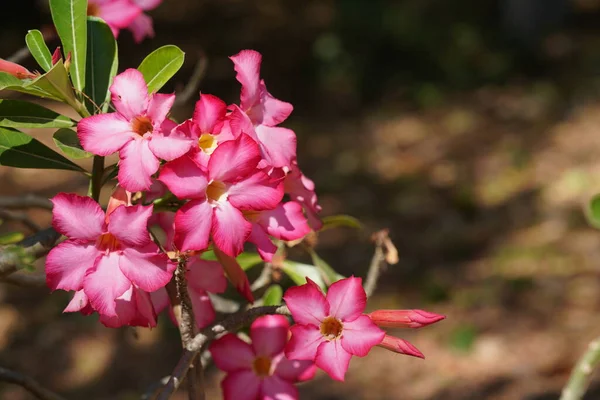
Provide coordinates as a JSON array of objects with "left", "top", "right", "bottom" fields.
[
  {"left": 283, "top": 277, "right": 385, "bottom": 381},
  {"left": 87, "top": 0, "right": 162, "bottom": 43},
  {"left": 210, "top": 315, "right": 315, "bottom": 400}
]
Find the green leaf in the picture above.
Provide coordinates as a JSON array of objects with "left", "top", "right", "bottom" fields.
[
  {"left": 263, "top": 284, "right": 283, "bottom": 306},
  {"left": 85, "top": 16, "right": 118, "bottom": 113},
  {"left": 308, "top": 249, "right": 344, "bottom": 285},
  {"left": 0, "top": 127, "right": 84, "bottom": 171},
  {"left": 0, "top": 232, "right": 25, "bottom": 245},
  {"left": 49, "top": 0, "right": 87, "bottom": 92},
  {"left": 201, "top": 251, "right": 263, "bottom": 271},
  {"left": 0, "top": 99, "right": 74, "bottom": 128},
  {"left": 0, "top": 72, "right": 57, "bottom": 100},
  {"left": 25, "top": 30, "right": 53, "bottom": 72},
  {"left": 281, "top": 260, "right": 327, "bottom": 290},
  {"left": 26, "top": 62, "right": 81, "bottom": 110},
  {"left": 587, "top": 194, "right": 600, "bottom": 229},
  {"left": 138, "top": 45, "right": 185, "bottom": 93},
  {"left": 0, "top": 72, "right": 24, "bottom": 90},
  {"left": 53, "top": 128, "right": 92, "bottom": 159},
  {"left": 320, "top": 214, "right": 363, "bottom": 231}
]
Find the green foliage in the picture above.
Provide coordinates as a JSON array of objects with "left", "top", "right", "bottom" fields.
[
  {"left": 49, "top": 0, "right": 88, "bottom": 92},
  {"left": 308, "top": 248, "right": 344, "bottom": 285},
  {"left": 320, "top": 214, "right": 362, "bottom": 231},
  {"left": 202, "top": 251, "right": 264, "bottom": 271},
  {"left": 0, "top": 232, "right": 26, "bottom": 245},
  {"left": 449, "top": 325, "right": 478, "bottom": 353},
  {"left": 138, "top": 45, "right": 185, "bottom": 93},
  {"left": 25, "top": 30, "right": 53, "bottom": 72},
  {"left": 53, "top": 128, "right": 93, "bottom": 159},
  {"left": 29, "top": 61, "right": 82, "bottom": 110},
  {"left": 586, "top": 194, "right": 600, "bottom": 229},
  {"left": 0, "top": 127, "right": 84, "bottom": 171},
  {"left": 0, "top": 100, "right": 74, "bottom": 128},
  {"left": 85, "top": 17, "right": 118, "bottom": 113},
  {"left": 281, "top": 260, "right": 327, "bottom": 290},
  {"left": 0, "top": 73, "right": 55, "bottom": 99},
  {"left": 263, "top": 284, "right": 283, "bottom": 306}
]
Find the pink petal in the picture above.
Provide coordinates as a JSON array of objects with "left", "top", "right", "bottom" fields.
[
  {"left": 46, "top": 241, "right": 100, "bottom": 291},
  {"left": 255, "top": 125, "right": 296, "bottom": 169},
  {"left": 222, "top": 371, "right": 261, "bottom": 400},
  {"left": 212, "top": 201, "right": 252, "bottom": 257},
  {"left": 110, "top": 68, "right": 149, "bottom": 120},
  {"left": 150, "top": 287, "right": 169, "bottom": 313},
  {"left": 118, "top": 139, "right": 160, "bottom": 192},
  {"left": 326, "top": 276, "right": 366, "bottom": 322},
  {"left": 227, "top": 105, "right": 257, "bottom": 139},
  {"left": 107, "top": 204, "right": 153, "bottom": 246},
  {"left": 250, "top": 315, "right": 289, "bottom": 357},
  {"left": 248, "top": 224, "right": 277, "bottom": 262},
  {"left": 208, "top": 134, "right": 261, "bottom": 183},
  {"left": 105, "top": 185, "right": 132, "bottom": 218},
  {"left": 209, "top": 334, "right": 254, "bottom": 372},
  {"left": 260, "top": 88, "right": 293, "bottom": 126},
  {"left": 83, "top": 252, "right": 131, "bottom": 317},
  {"left": 131, "top": 287, "right": 158, "bottom": 327},
  {"left": 187, "top": 257, "right": 227, "bottom": 293},
  {"left": 97, "top": 0, "right": 141, "bottom": 29},
  {"left": 214, "top": 248, "right": 254, "bottom": 303},
  {"left": 50, "top": 193, "right": 105, "bottom": 240},
  {"left": 128, "top": 13, "right": 154, "bottom": 43},
  {"left": 340, "top": 315, "right": 385, "bottom": 357},
  {"left": 173, "top": 200, "right": 212, "bottom": 251},
  {"left": 158, "top": 155, "right": 208, "bottom": 199},
  {"left": 283, "top": 278, "right": 329, "bottom": 326},
  {"left": 149, "top": 211, "right": 175, "bottom": 250},
  {"left": 284, "top": 166, "right": 322, "bottom": 230},
  {"left": 189, "top": 287, "right": 215, "bottom": 329},
  {"left": 315, "top": 340, "right": 352, "bottom": 381},
  {"left": 120, "top": 245, "right": 173, "bottom": 292},
  {"left": 64, "top": 290, "right": 94, "bottom": 315},
  {"left": 227, "top": 171, "right": 283, "bottom": 211},
  {"left": 230, "top": 50, "right": 262, "bottom": 111},
  {"left": 132, "top": 0, "right": 161, "bottom": 10},
  {"left": 261, "top": 376, "right": 298, "bottom": 400},
  {"left": 147, "top": 93, "right": 174, "bottom": 125},
  {"left": 367, "top": 309, "right": 446, "bottom": 329},
  {"left": 378, "top": 335, "right": 424, "bottom": 359},
  {"left": 284, "top": 324, "right": 323, "bottom": 361},
  {"left": 259, "top": 202, "right": 310, "bottom": 241},
  {"left": 149, "top": 120, "right": 195, "bottom": 161},
  {"left": 274, "top": 355, "right": 316, "bottom": 382},
  {"left": 99, "top": 285, "right": 136, "bottom": 328},
  {"left": 77, "top": 113, "right": 135, "bottom": 156},
  {"left": 193, "top": 94, "right": 227, "bottom": 133}
]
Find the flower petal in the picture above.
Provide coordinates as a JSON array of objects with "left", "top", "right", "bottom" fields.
[
  {"left": 149, "top": 120, "right": 195, "bottom": 161},
  {"left": 108, "top": 204, "right": 153, "bottom": 246},
  {"left": 274, "top": 355, "right": 316, "bottom": 382},
  {"left": 189, "top": 288, "right": 215, "bottom": 329},
  {"left": 118, "top": 139, "right": 160, "bottom": 192},
  {"left": 378, "top": 335, "right": 424, "bottom": 359},
  {"left": 147, "top": 93, "right": 175, "bottom": 126},
  {"left": 46, "top": 241, "right": 100, "bottom": 291},
  {"left": 259, "top": 201, "right": 310, "bottom": 241},
  {"left": 158, "top": 155, "right": 208, "bottom": 199},
  {"left": 254, "top": 125, "right": 296, "bottom": 169},
  {"left": 247, "top": 224, "right": 277, "bottom": 262},
  {"left": 208, "top": 134, "right": 261, "bottom": 183},
  {"left": 227, "top": 171, "right": 283, "bottom": 211},
  {"left": 212, "top": 201, "right": 252, "bottom": 257},
  {"left": 78, "top": 113, "right": 135, "bottom": 156},
  {"left": 230, "top": 50, "right": 262, "bottom": 111},
  {"left": 315, "top": 340, "right": 352, "bottom": 381},
  {"left": 326, "top": 276, "right": 366, "bottom": 322},
  {"left": 209, "top": 333, "right": 254, "bottom": 372},
  {"left": 128, "top": 13, "right": 155, "bottom": 43},
  {"left": 283, "top": 278, "right": 329, "bottom": 326},
  {"left": 64, "top": 290, "right": 94, "bottom": 315},
  {"left": 150, "top": 287, "right": 169, "bottom": 313},
  {"left": 284, "top": 324, "right": 323, "bottom": 361},
  {"left": 250, "top": 315, "right": 289, "bottom": 358},
  {"left": 193, "top": 94, "right": 227, "bottom": 134},
  {"left": 261, "top": 376, "right": 298, "bottom": 400},
  {"left": 131, "top": 287, "right": 158, "bottom": 327},
  {"left": 260, "top": 88, "right": 293, "bottom": 127},
  {"left": 187, "top": 257, "right": 227, "bottom": 293},
  {"left": 284, "top": 165, "right": 322, "bottom": 230},
  {"left": 214, "top": 248, "right": 254, "bottom": 303},
  {"left": 174, "top": 200, "right": 212, "bottom": 251},
  {"left": 50, "top": 193, "right": 105, "bottom": 240},
  {"left": 120, "top": 245, "right": 173, "bottom": 292},
  {"left": 340, "top": 315, "right": 385, "bottom": 357},
  {"left": 84, "top": 252, "right": 132, "bottom": 317},
  {"left": 110, "top": 68, "right": 149, "bottom": 119},
  {"left": 221, "top": 370, "right": 261, "bottom": 400},
  {"left": 132, "top": 0, "right": 161, "bottom": 10}
]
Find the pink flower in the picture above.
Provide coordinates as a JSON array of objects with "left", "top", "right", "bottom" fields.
[
  {"left": 209, "top": 315, "right": 315, "bottom": 400},
  {"left": 128, "top": 0, "right": 163, "bottom": 43},
  {"left": 0, "top": 58, "right": 36, "bottom": 79},
  {"left": 87, "top": 0, "right": 141, "bottom": 38},
  {"left": 283, "top": 162, "right": 322, "bottom": 230},
  {"left": 229, "top": 50, "right": 297, "bottom": 170},
  {"left": 368, "top": 309, "right": 446, "bottom": 329},
  {"left": 78, "top": 69, "right": 192, "bottom": 192},
  {"left": 158, "top": 134, "right": 283, "bottom": 257},
  {"left": 283, "top": 277, "right": 385, "bottom": 381},
  {"left": 45, "top": 193, "right": 174, "bottom": 323}
]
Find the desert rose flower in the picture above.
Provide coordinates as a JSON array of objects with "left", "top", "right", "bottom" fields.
[
  {"left": 128, "top": 0, "right": 163, "bottom": 43},
  {"left": 78, "top": 69, "right": 193, "bottom": 192},
  {"left": 45, "top": 193, "right": 174, "bottom": 320},
  {"left": 209, "top": 315, "right": 315, "bottom": 400},
  {"left": 284, "top": 162, "right": 322, "bottom": 230},
  {"left": 283, "top": 277, "right": 385, "bottom": 381},
  {"left": 0, "top": 58, "right": 36, "bottom": 79},
  {"left": 87, "top": 0, "right": 141, "bottom": 38}
]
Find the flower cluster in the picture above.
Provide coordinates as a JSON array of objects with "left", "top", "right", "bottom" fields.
[{"left": 87, "top": 0, "right": 162, "bottom": 42}]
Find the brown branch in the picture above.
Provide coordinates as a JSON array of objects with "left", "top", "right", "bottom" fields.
[
  {"left": 0, "top": 366, "right": 66, "bottom": 400},
  {"left": 364, "top": 229, "right": 398, "bottom": 298},
  {"left": 175, "top": 257, "right": 196, "bottom": 349},
  {"left": 0, "top": 195, "right": 52, "bottom": 210},
  {"left": 0, "top": 228, "right": 60, "bottom": 277},
  {"left": 0, "top": 209, "right": 41, "bottom": 232}
]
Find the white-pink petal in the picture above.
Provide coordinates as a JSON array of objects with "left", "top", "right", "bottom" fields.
[
  {"left": 158, "top": 155, "right": 208, "bottom": 200},
  {"left": 117, "top": 138, "right": 160, "bottom": 192},
  {"left": 274, "top": 355, "right": 316, "bottom": 383},
  {"left": 340, "top": 315, "right": 385, "bottom": 357},
  {"left": 174, "top": 200, "right": 212, "bottom": 251},
  {"left": 254, "top": 125, "right": 296, "bottom": 169},
  {"left": 261, "top": 376, "right": 298, "bottom": 400},
  {"left": 260, "top": 89, "right": 294, "bottom": 127},
  {"left": 148, "top": 120, "right": 195, "bottom": 161},
  {"left": 209, "top": 334, "right": 255, "bottom": 372},
  {"left": 64, "top": 290, "right": 93, "bottom": 314},
  {"left": 193, "top": 94, "right": 227, "bottom": 134},
  {"left": 230, "top": 50, "right": 262, "bottom": 111},
  {"left": 326, "top": 276, "right": 366, "bottom": 322},
  {"left": 97, "top": 0, "right": 141, "bottom": 29},
  {"left": 147, "top": 93, "right": 175, "bottom": 126},
  {"left": 284, "top": 324, "right": 323, "bottom": 361},
  {"left": 259, "top": 201, "right": 310, "bottom": 241},
  {"left": 50, "top": 193, "right": 105, "bottom": 240},
  {"left": 120, "top": 245, "right": 173, "bottom": 292},
  {"left": 46, "top": 241, "right": 100, "bottom": 292},
  {"left": 77, "top": 113, "right": 135, "bottom": 156},
  {"left": 250, "top": 315, "right": 289, "bottom": 358},
  {"left": 107, "top": 204, "right": 153, "bottom": 246},
  {"left": 83, "top": 252, "right": 131, "bottom": 317},
  {"left": 227, "top": 171, "right": 283, "bottom": 211},
  {"left": 132, "top": 0, "right": 161, "bottom": 11},
  {"left": 110, "top": 68, "right": 149, "bottom": 120},
  {"left": 128, "top": 13, "right": 155, "bottom": 43},
  {"left": 208, "top": 134, "right": 261, "bottom": 183},
  {"left": 283, "top": 278, "right": 329, "bottom": 326},
  {"left": 248, "top": 224, "right": 277, "bottom": 262},
  {"left": 212, "top": 201, "right": 252, "bottom": 257},
  {"left": 315, "top": 339, "right": 352, "bottom": 381}
]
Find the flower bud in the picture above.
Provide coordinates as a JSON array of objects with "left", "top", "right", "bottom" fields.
[
  {"left": 378, "top": 335, "right": 424, "bottom": 359},
  {"left": 0, "top": 58, "right": 36, "bottom": 79},
  {"left": 368, "top": 309, "right": 445, "bottom": 329},
  {"left": 51, "top": 47, "right": 62, "bottom": 65}
]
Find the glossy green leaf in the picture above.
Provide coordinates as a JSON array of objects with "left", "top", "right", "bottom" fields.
[
  {"left": 263, "top": 284, "right": 283, "bottom": 306},
  {"left": 281, "top": 260, "right": 327, "bottom": 290},
  {"left": 85, "top": 17, "right": 118, "bottom": 113},
  {"left": 0, "top": 72, "right": 24, "bottom": 90},
  {"left": 0, "top": 127, "right": 84, "bottom": 171},
  {"left": 320, "top": 214, "right": 363, "bottom": 231},
  {"left": 308, "top": 249, "right": 344, "bottom": 285},
  {"left": 587, "top": 194, "right": 600, "bottom": 229},
  {"left": 0, "top": 72, "right": 58, "bottom": 100},
  {"left": 53, "top": 128, "right": 92, "bottom": 159},
  {"left": 201, "top": 251, "right": 263, "bottom": 271},
  {"left": 138, "top": 45, "right": 185, "bottom": 93},
  {"left": 25, "top": 30, "right": 53, "bottom": 72},
  {"left": 0, "top": 99, "right": 74, "bottom": 128},
  {"left": 49, "top": 0, "right": 87, "bottom": 92},
  {"left": 27, "top": 62, "right": 81, "bottom": 110},
  {"left": 0, "top": 232, "right": 25, "bottom": 245}
]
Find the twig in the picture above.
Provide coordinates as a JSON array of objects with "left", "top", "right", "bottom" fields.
[
  {"left": 0, "top": 228, "right": 60, "bottom": 277},
  {"left": 175, "top": 257, "right": 196, "bottom": 348},
  {"left": 173, "top": 52, "right": 208, "bottom": 107},
  {"left": 250, "top": 263, "right": 272, "bottom": 292},
  {"left": 560, "top": 336, "right": 600, "bottom": 400},
  {"left": 6, "top": 46, "right": 30, "bottom": 64},
  {"left": 1, "top": 273, "right": 46, "bottom": 287},
  {"left": 0, "top": 366, "right": 66, "bottom": 400},
  {"left": 364, "top": 229, "right": 398, "bottom": 298},
  {"left": 0, "top": 209, "right": 41, "bottom": 232},
  {"left": 90, "top": 156, "right": 105, "bottom": 202},
  {"left": 0, "top": 195, "right": 52, "bottom": 210}
]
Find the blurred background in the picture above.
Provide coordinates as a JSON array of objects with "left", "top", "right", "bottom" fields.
[{"left": 3, "top": 0, "right": 600, "bottom": 398}]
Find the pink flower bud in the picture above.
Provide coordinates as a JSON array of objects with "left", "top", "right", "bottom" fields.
[
  {"left": 368, "top": 309, "right": 446, "bottom": 329},
  {"left": 378, "top": 335, "right": 424, "bottom": 359},
  {"left": 51, "top": 47, "right": 62, "bottom": 65},
  {"left": 0, "top": 58, "right": 36, "bottom": 79}
]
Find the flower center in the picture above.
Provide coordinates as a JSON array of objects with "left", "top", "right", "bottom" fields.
[
  {"left": 131, "top": 116, "right": 153, "bottom": 136},
  {"left": 206, "top": 180, "right": 227, "bottom": 203},
  {"left": 252, "top": 356, "right": 272, "bottom": 378},
  {"left": 96, "top": 233, "right": 120, "bottom": 252},
  {"left": 198, "top": 133, "right": 217, "bottom": 154},
  {"left": 87, "top": 3, "right": 100, "bottom": 16},
  {"left": 320, "top": 316, "right": 343, "bottom": 340}
]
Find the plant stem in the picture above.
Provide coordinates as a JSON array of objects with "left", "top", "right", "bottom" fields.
[
  {"left": 560, "top": 336, "right": 600, "bottom": 400},
  {"left": 90, "top": 156, "right": 105, "bottom": 202}
]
